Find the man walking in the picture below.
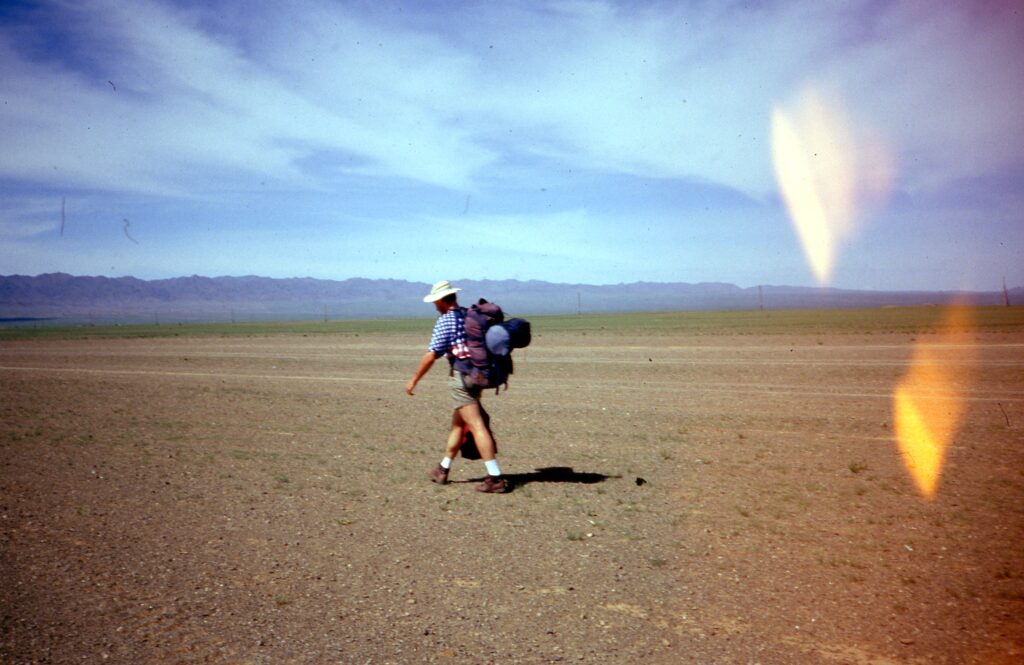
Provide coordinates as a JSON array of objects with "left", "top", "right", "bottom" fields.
[{"left": 405, "top": 280, "right": 509, "bottom": 493}]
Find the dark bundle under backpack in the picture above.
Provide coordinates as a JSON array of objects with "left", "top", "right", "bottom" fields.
[
  {"left": 458, "top": 407, "right": 495, "bottom": 460},
  {"left": 455, "top": 299, "right": 531, "bottom": 393}
]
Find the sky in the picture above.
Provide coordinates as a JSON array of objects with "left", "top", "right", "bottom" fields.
[{"left": 1, "top": 0, "right": 1022, "bottom": 291}]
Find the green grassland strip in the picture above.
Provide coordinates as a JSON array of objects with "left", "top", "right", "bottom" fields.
[
  {"left": 0, "top": 317, "right": 431, "bottom": 341},
  {"left": 2, "top": 306, "right": 1022, "bottom": 341},
  {"left": 535, "top": 306, "right": 1024, "bottom": 335}
]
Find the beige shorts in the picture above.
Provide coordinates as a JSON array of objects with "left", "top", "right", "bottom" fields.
[{"left": 449, "top": 373, "right": 482, "bottom": 410}]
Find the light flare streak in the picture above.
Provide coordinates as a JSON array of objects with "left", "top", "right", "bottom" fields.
[
  {"left": 893, "top": 305, "right": 976, "bottom": 499},
  {"left": 771, "top": 88, "right": 893, "bottom": 285}
]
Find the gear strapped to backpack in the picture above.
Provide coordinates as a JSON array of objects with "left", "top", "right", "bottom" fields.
[{"left": 454, "top": 299, "right": 531, "bottom": 393}]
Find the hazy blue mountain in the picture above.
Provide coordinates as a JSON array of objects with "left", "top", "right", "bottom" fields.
[{"left": 0, "top": 273, "right": 1018, "bottom": 325}]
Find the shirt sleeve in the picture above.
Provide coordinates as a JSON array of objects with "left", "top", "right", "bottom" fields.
[{"left": 428, "top": 312, "right": 456, "bottom": 356}]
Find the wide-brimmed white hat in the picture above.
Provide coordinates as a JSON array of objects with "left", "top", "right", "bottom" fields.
[{"left": 423, "top": 280, "right": 461, "bottom": 303}]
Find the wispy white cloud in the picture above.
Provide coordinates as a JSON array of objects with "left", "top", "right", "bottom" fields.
[
  {"left": 0, "top": 198, "right": 60, "bottom": 239},
  {"left": 1, "top": 0, "right": 1021, "bottom": 201},
  {"left": 462, "top": 1, "right": 1024, "bottom": 197},
  {"left": 0, "top": 0, "right": 494, "bottom": 196}
]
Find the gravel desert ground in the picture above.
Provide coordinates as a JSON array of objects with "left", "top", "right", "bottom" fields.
[{"left": 2, "top": 309, "right": 1023, "bottom": 663}]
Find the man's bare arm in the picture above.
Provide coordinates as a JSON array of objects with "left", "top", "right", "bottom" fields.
[{"left": 406, "top": 351, "right": 438, "bottom": 395}]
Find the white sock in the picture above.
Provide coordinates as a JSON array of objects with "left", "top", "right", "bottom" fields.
[
  {"left": 440, "top": 457, "right": 452, "bottom": 470},
  {"left": 484, "top": 459, "right": 501, "bottom": 476}
]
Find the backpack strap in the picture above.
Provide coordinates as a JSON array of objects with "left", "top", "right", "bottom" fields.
[{"left": 448, "top": 307, "right": 468, "bottom": 377}]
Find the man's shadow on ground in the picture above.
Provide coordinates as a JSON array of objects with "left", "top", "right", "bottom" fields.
[{"left": 462, "top": 466, "right": 619, "bottom": 489}]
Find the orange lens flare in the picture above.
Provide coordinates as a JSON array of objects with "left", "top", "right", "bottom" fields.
[
  {"left": 771, "top": 88, "right": 893, "bottom": 285},
  {"left": 893, "top": 305, "right": 975, "bottom": 499}
]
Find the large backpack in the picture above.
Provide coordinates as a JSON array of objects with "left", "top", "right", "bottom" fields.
[{"left": 455, "top": 299, "right": 531, "bottom": 393}]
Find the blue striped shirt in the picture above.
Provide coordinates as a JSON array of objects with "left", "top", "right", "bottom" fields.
[{"left": 428, "top": 308, "right": 470, "bottom": 360}]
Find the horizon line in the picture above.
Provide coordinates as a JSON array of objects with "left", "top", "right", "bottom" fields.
[{"left": 2, "top": 272, "right": 1021, "bottom": 295}]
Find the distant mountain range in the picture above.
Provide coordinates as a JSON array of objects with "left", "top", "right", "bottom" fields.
[{"left": 0, "top": 273, "right": 1019, "bottom": 324}]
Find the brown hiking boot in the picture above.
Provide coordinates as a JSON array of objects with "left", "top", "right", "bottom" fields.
[
  {"left": 429, "top": 464, "right": 449, "bottom": 485},
  {"left": 476, "top": 475, "right": 510, "bottom": 493}
]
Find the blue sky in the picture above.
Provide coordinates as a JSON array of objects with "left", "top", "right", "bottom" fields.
[{"left": 1, "top": 0, "right": 1022, "bottom": 290}]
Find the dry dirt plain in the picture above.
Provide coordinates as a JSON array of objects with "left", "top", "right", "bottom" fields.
[{"left": 1, "top": 313, "right": 1023, "bottom": 664}]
